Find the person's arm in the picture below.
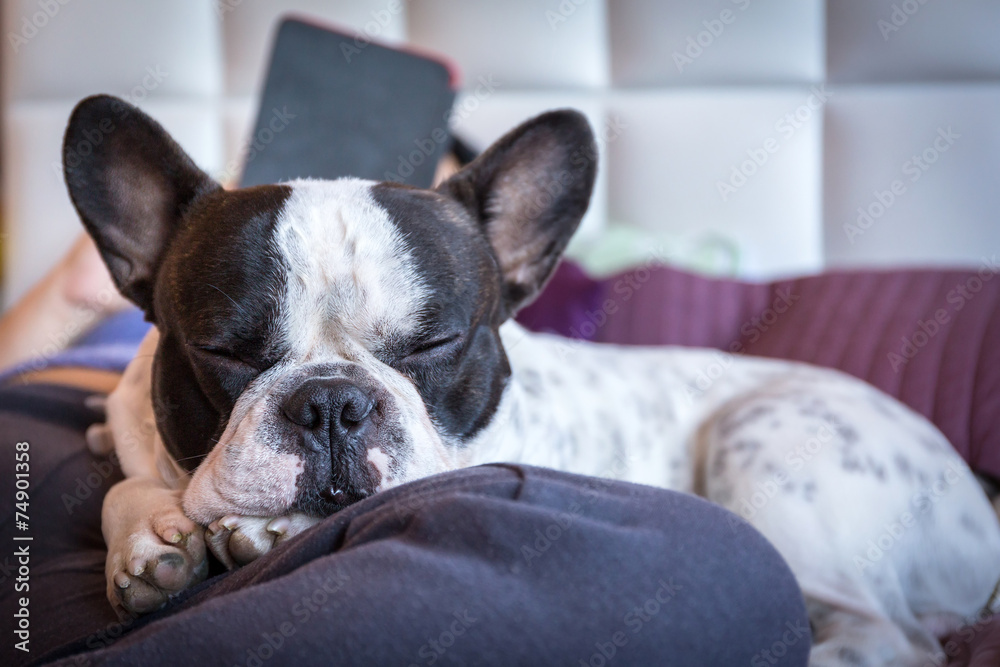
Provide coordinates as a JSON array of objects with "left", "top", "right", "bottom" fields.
[{"left": 0, "top": 233, "right": 129, "bottom": 370}]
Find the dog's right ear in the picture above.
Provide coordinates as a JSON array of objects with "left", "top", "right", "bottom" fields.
[
  {"left": 436, "top": 109, "right": 597, "bottom": 318},
  {"left": 63, "top": 95, "right": 220, "bottom": 318}
]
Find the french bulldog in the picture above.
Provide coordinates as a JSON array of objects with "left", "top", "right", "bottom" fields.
[{"left": 65, "top": 95, "right": 1000, "bottom": 666}]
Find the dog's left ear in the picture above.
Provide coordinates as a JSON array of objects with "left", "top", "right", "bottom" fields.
[
  {"left": 437, "top": 109, "right": 597, "bottom": 316},
  {"left": 63, "top": 95, "right": 220, "bottom": 319}
]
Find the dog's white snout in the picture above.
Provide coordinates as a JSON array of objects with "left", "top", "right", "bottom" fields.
[{"left": 182, "top": 440, "right": 304, "bottom": 526}]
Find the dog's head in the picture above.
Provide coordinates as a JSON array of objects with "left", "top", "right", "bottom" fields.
[{"left": 63, "top": 95, "right": 596, "bottom": 522}]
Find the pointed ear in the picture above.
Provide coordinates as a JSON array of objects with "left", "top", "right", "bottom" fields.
[
  {"left": 437, "top": 109, "right": 597, "bottom": 316},
  {"left": 63, "top": 95, "right": 220, "bottom": 318}
]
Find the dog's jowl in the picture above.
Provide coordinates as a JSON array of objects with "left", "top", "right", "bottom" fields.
[{"left": 63, "top": 94, "right": 1000, "bottom": 665}]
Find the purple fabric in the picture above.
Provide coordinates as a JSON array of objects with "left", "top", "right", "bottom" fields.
[
  {"left": 0, "top": 308, "right": 150, "bottom": 386},
  {"left": 518, "top": 262, "right": 1000, "bottom": 479},
  {"left": 942, "top": 616, "right": 1000, "bottom": 667},
  {"left": 74, "top": 307, "right": 150, "bottom": 347}
]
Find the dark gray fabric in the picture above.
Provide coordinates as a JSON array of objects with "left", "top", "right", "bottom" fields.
[
  {"left": 0, "top": 384, "right": 123, "bottom": 663},
  {"left": 1, "top": 383, "right": 810, "bottom": 666}
]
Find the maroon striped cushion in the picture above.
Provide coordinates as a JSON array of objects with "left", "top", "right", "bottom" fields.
[{"left": 518, "top": 261, "right": 1000, "bottom": 478}]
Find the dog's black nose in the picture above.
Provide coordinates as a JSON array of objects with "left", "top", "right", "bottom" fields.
[{"left": 282, "top": 377, "right": 375, "bottom": 441}]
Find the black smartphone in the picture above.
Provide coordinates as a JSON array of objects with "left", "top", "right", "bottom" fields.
[{"left": 240, "top": 17, "right": 458, "bottom": 189}]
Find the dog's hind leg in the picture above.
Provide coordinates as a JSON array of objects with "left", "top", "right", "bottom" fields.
[
  {"left": 693, "top": 374, "right": 1000, "bottom": 665},
  {"left": 802, "top": 576, "right": 939, "bottom": 666}
]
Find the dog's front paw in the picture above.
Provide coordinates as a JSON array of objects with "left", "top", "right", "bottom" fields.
[
  {"left": 205, "top": 514, "right": 319, "bottom": 569},
  {"left": 105, "top": 492, "right": 208, "bottom": 617}
]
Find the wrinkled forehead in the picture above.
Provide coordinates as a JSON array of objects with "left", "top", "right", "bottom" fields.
[
  {"left": 276, "top": 178, "right": 429, "bottom": 354},
  {"left": 164, "top": 178, "right": 497, "bottom": 357}
]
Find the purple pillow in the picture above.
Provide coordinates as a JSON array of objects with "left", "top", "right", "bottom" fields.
[{"left": 519, "top": 261, "right": 1000, "bottom": 479}]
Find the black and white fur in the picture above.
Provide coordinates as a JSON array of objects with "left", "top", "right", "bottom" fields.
[{"left": 65, "top": 95, "right": 1000, "bottom": 666}]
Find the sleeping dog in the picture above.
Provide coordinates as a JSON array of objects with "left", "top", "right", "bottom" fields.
[{"left": 65, "top": 95, "right": 1000, "bottom": 665}]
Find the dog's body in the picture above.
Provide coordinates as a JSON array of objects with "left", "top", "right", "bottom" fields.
[{"left": 66, "top": 95, "right": 1000, "bottom": 666}]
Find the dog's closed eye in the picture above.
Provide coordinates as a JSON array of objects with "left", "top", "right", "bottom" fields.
[
  {"left": 403, "top": 333, "right": 463, "bottom": 361},
  {"left": 190, "top": 345, "right": 261, "bottom": 372},
  {"left": 185, "top": 344, "right": 265, "bottom": 404}
]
